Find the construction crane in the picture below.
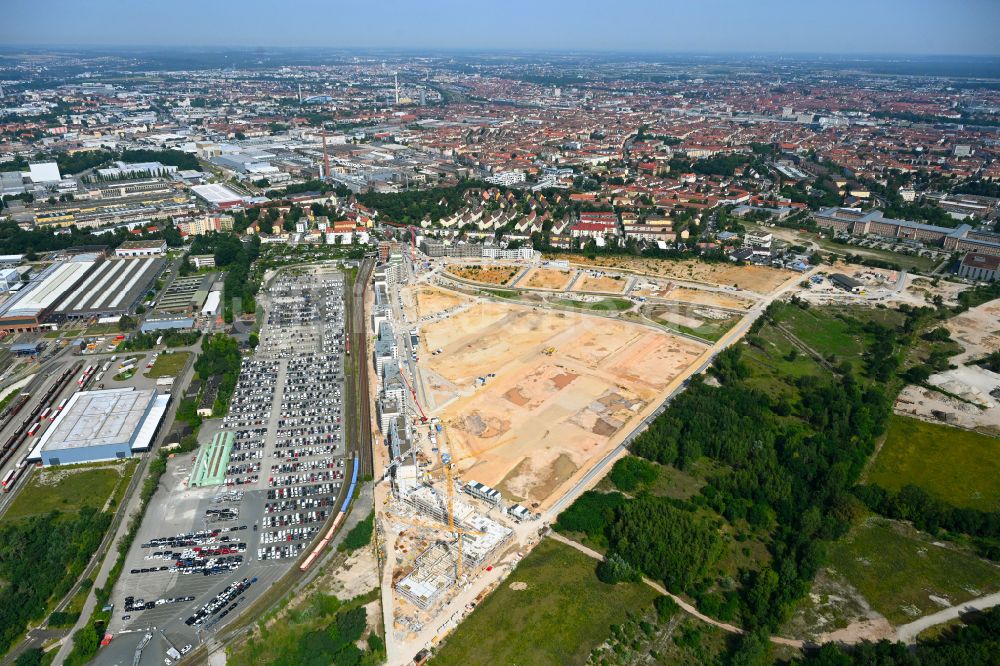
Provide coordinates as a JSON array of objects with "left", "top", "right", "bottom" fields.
[{"left": 398, "top": 366, "right": 428, "bottom": 422}]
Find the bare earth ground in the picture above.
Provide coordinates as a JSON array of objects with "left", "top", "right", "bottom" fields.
[
  {"left": 946, "top": 298, "right": 1000, "bottom": 364},
  {"left": 406, "top": 289, "right": 704, "bottom": 510},
  {"left": 445, "top": 264, "right": 519, "bottom": 286},
  {"left": 546, "top": 254, "right": 792, "bottom": 294},
  {"left": 783, "top": 569, "right": 894, "bottom": 644},
  {"left": 572, "top": 273, "right": 627, "bottom": 294},
  {"left": 632, "top": 283, "right": 755, "bottom": 310},
  {"left": 521, "top": 267, "right": 575, "bottom": 290},
  {"left": 892, "top": 299, "right": 1000, "bottom": 434},
  {"left": 667, "top": 287, "right": 754, "bottom": 310},
  {"left": 411, "top": 286, "right": 467, "bottom": 319},
  {"left": 896, "top": 384, "right": 1000, "bottom": 435}
]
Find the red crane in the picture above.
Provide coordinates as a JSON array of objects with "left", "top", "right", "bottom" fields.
[{"left": 398, "top": 367, "right": 428, "bottom": 422}]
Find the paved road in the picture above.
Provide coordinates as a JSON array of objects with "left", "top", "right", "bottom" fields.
[
  {"left": 49, "top": 351, "right": 199, "bottom": 666},
  {"left": 895, "top": 591, "right": 1000, "bottom": 644},
  {"left": 548, "top": 267, "right": 816, "bottom": 518}
]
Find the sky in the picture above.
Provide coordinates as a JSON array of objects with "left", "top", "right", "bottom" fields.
[{"left": 3, "top": 0, "right": 1000, "bottom": 56}]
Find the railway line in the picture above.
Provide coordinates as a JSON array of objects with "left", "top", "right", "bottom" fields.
[{"left": 0, "top": 362, "right": 82, "bottom": 495}]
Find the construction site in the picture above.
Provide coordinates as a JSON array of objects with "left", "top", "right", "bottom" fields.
[{"left": 368, "top": 255, "right": 711, "bottom": 660}]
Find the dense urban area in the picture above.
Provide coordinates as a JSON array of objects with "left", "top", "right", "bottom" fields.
[{"left": 0, "top": 43, "right": 998, "bottom": 666}]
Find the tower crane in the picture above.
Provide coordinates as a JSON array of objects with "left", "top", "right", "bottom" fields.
[{"left": 398, "top": 365, "right": 427, "bottom": 422}]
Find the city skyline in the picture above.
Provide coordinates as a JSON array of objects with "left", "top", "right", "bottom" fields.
[{"left": 4, "top": 0, "right": 1000, "bottom": 56}]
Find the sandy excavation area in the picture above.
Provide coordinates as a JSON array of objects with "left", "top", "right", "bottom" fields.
[
  {"left": 666, "top": 286, "right": 754, "bottom": 310},
  {"left": 946, "top": 298, "right": 1000, "bottom": 364},
  {"left": 520, "top": 267, "right": 574, "bottom": 290},
  {"left": 410, "top": 286, "right": 468, "bottom": 319},
  {"left": 445, "top": 263, "right": 520, "bottom": 286},
  {"left": 572, "top": 272, "right": 627, "bottom": 294},
  {"left": 547, "top": 253, "right": 792, "bottom": 293},
  {"left": 409, "top": 292, "right": 705, "bottom": 509}
]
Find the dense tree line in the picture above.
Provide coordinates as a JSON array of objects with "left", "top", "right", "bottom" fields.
[
  {"left": 195, "top": 333, "right": 242, "bottom": 414},
  {"left": 119, "top": 149, "right": 200, "bottom": 171},
  {"left": 357, "top": 181, "right": 487, "bottom": 226},
  {"left": 55, "top": 150, "right": 117, "bottom": 175},
  {"left": 189, "top": 232, "right": 261, "bottom": 316},
  {"left": 853, "top": 484, "right": 1000, "bottom": 560},
  {"left": 605, "top": 341, "right": 893, "bottom": 631},
  {"left": 338, "top": 512, "right": 374, "bottom": 553},
  {"left": 608, "top": 456, "right": 659, "bottom": 492},
  {"left": 0, "top": 508, "right": 112, "bottom": 654},
  {"left": 0, "top": 220, "right": 172, "bottom": 257},
  {"left": 122, "top": 329, "right": 201, "bottom": 351},
  {"left": 609, "top": 495, "right": 724, "bottom": 592}
]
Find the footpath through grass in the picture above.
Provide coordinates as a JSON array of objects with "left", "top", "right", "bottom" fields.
[
  {"left": 867, "top": 415, "right": 1000, "bottom": 511},
  {"left": 431, "top": 537, "right": 657, "bottom": 666}
]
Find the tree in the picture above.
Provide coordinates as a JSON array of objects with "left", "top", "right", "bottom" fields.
[
  {"left": 609, "top": 456, "right": 659, "bottom": 492},
  {"left": 596, "top": 552, "right": 641, "bottom": 584}
]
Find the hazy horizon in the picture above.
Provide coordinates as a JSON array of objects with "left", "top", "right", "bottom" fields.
[{"left": 4, "top": 0, "right": 999, "bottom": 57}]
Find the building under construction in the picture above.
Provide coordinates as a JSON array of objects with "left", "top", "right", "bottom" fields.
[{"left": 396, "top": 542, "right": 457, "bottom": 610}]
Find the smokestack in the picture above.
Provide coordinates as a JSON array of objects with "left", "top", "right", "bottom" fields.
[
  {"left": 298, "top": 83, "right": 302, "bottom": 105},
  {"left": 394, "top": 73, "right": 399, "bottom": 106},
  {"left": 322, "top": 133, "right": 331, "bottom": 182}
]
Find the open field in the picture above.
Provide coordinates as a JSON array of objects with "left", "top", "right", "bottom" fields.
[
  {"left": 775, "top": 305, "right": 866, "bottom": 362},
  {"left": 445, "top": 264, "right": 519, "bottom": 286},
  {"left": 410, "top": 292, "right": 704, "bottom": 509},
  {"left": 410, "top": 286, "right": 467, "bottom": 319},
  {"left": 825, "top": 517, "right": 1000, "bottom": 626},
  {"left": 572, "top": 272, "right": 626, "bottom": 293},
  {"left": 521, "top": 266, "right": 574, "bottom": 290},
  {"left": 634, "top": 283, "right": 755, "bottom": 310},
  {"left": 866, "top": 415, "right": 1000, "bottom": 511},
  {"left": 546, "top": 253, "right": 792, "bottom": 293},
  {"left": 4, "top": 461, "right": 133, "bottom": 521},
  {"left": 552, "top": 297, "right": 633, "bottom": 312},
  {"left": 430, "top": 537, "right": 658, "bottom": 666},
  {"left": 743, "top": 327, "right": 827, "bottom": 398},
  {"left": 144, "top": 351, "right": 190, "bottom": 378},
  {"left": 648, "top": 303, "right": 741, "bottom": 342},
  {"left": 946, "top": 298, "right": 1000, "bottom": 365}
]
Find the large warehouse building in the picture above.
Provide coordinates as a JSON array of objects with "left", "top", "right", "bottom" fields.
[
  {"left": 52, "top": 256, "right": 164, "bottom": 320},
  {"left": 28, "top": 388, "right": 170, "bottom": 466},
  {"left": 0, "top": 254, "right": 164, "bottom": 331},
  {"left": 0, "top": 255, "right": 98, "bottom": 332}
]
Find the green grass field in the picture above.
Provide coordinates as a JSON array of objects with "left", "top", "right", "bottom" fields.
[
  {"left": 431, "top": 538, "right": 658, "bottom": 666},
  {"left": 867, "top": 415, "right": 1000, "bottom": 511},
  {"left": 826, "top": 517, "right": 1000, "bottom": 625},
  {"left": 743, "top": 327, "right": 826, "bottom": 399},
  {"left": 4, "top": 462, "right": 130, "bottom": 521},
  {"left": 144, "top": 351, "right": 190, "bottom": 378},
  {"left": 776, "top": 306, "right": 866, "bottom": 362},
  {"left": 554, "top": 297, "right": 633, "bottom": 312}
]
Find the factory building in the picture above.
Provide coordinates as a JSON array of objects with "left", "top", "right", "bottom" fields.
[
  {"left": 52, "top": 256, "right": 165, "bottom": 320},
  {"left": 115, "top": 239, "right": 167, "bottom": 257},
  {"left": 29, "top": 388, "right": 170, "bottom": 466},
  {"left": 0, "top": 255, "right": 99, "bottom": 332}
]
